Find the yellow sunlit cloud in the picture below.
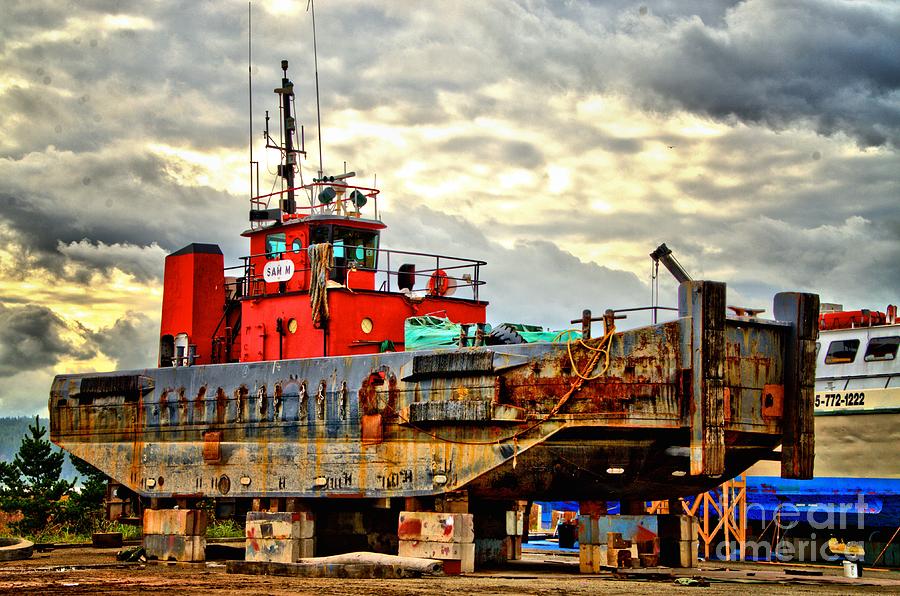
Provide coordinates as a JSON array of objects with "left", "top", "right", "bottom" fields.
[
  {"left": 263, "top": 0, "right": 298, "bottom": 16},
  {"left": 101, "top": 15, "right": 156, "bottom": 30},
  {"left": 148, "top": 143, "right": 248, "bottom": 195}
]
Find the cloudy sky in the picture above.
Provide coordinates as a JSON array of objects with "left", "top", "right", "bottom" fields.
[{"left": 1, "top": 0, "right": 897, "bottom": 416}]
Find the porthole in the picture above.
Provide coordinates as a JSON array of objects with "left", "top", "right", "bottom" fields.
[
  {"left": 291, "top": 238, "right": 302, "bottom": 253},
  {"left": 218, "top": 474, "right": 231, "bottom": 495},
  {"left": 287, "top": 318, "right": 298, "bottom": 334},
  {"left": 361, "top": 318, "right": 373, "bottom": 334}
]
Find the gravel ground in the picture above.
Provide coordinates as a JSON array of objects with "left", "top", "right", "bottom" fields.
[{"left": 0, "top": 545, "right": 897, "bottom": 595}]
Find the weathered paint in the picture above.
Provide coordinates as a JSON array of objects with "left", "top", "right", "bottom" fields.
[{"left": 49, "top": 286, "right": 819, "bottom": 503}]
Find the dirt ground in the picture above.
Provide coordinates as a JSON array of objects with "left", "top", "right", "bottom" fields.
[{"left": 1, "top": 544, "right": 898, "bottom": 595}]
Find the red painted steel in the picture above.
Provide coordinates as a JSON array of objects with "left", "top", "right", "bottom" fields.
[
  {"left": 239, "top": 287, "right": 486, "bottom": 360},
  {"left": 159, "top": 246, "right": 225, "bottom": 365}
]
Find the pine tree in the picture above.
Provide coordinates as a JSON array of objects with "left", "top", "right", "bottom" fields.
[
  {"left": 0, "top": 416, "right": 73, "bottom": 536},
  {"left": 59, "top": 455, "right": 109, "bottom": 534}
]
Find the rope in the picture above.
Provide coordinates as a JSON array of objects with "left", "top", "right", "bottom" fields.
[
  {"left": 378, "top": 323, "right": 617, "bottom": 447},
  {"left": 873, "top": 523, "right": 900, "bottom": 567},
  {"left": 308, "top": 242, "right": 333, "bottom": 328}
]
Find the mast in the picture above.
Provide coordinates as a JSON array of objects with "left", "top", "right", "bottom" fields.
[{"left": 277, "top": 60, "right": 297, "bottom": 215}]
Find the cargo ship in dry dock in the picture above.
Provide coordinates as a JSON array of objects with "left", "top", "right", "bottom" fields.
[{"left": 49, "top": 61, "right": 819, "bottom": 553}]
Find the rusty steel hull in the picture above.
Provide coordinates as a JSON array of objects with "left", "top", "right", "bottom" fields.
[{"left": 49, "top": 283, "right": 818, "bottom": 503}]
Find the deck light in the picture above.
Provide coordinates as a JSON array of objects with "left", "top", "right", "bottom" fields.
[
  {"left": 606, "top": 467, "right": 625, "bottom": 475},
  {"left": 433, "top": 474, "right": 448, "bottom": 485},
  {"left": 671, "top": 470, "right": 687, "bottom": 477},
  {"left": 318, "top": 186, "right": 336, "bottom": 204},
  {"left": 314, "top": 476, "right": 327, "bottom": 487},
  {"left": 350, "top": 190, "right": 367, "bottom": 208}
]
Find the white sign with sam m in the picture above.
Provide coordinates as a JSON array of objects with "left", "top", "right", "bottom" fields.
[{"left": 263, "top": 259, "right": 295, "bottom": 283}]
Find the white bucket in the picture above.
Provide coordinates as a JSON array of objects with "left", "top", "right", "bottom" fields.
[{"left": 842, "top": 559, "right": 859, "bottom": 578}]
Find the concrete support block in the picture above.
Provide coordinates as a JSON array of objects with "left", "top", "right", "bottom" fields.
[
  {"left": 506, "top": 535, "right": 522, "bottom": 561},
  {"left": 245, "top": 538, "right": 315, "bottom": 563},
  {"left": 579, "top": 543, "right": 607, "bottom": 573},
  {"left": 579, "top": 515, "right": 662, "bottom": 546},
  {"left": 606, "top": 544, "right": 639, "bottom": 568},
  {"left": 505, "top": 510, "right": 523, "bottom": 536},
  {"left": 143, "top": 509, "right": 207, "bottom": 536},
  {"left": 246, "top": 511, "right": 315, "bottom": 540},
  {"left": 144, "top": 534, "right": 206, "bottom": 562},
  {"left": 397, "top": 511, "right": 474, "bottom": 543},
  {"left": 658, "top": 514, "right": 698, "bottom": 542},
  {"left": 398, "top": 540, "right": 474, "bottom": 573},
  {"left": 397, "top": 539, "right": 473, "bottom": 561},
  {"left": 578, "top": 515, "right": 600, "bottom": 545},
  {"left": 437, "top": 491, "right": 469, "bottom": 514}
]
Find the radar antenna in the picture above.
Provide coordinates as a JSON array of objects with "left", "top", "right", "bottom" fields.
[{"left": 308, "top": 0, "right": 324, "bottom": 180}]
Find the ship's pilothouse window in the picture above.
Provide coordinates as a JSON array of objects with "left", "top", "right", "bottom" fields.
[
  {"left": 865, "top": 336, "right": 899, "bottom": 362},
  {"left": 824, "top": 339, "right": 860, "bottom": 364},
  {"left": 266, "top": 233, "right": 286, "bottom": 258},
  {"left": 310, "top": 225, "right": 379, "bottom": 270},
  {"left": 336, "top": 229, "right": 379, "bottom": 269}
]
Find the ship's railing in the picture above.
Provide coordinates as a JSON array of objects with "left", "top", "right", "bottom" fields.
[
  {"left": 228, "top": 245, "right": 487, "bottom": 301},
  {"left": 251, "top": 180, "right": 381, "bottom": 221}
]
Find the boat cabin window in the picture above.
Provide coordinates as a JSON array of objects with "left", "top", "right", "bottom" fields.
[
  {"left": 865, "top": 336, "right": 899, "bottom": 362},
  {"left": 291, "top": 238, "right": 302, "bottom": 253},
  {"left": 824, "top": 339, "right": 860, "bottom": 364},
  {"left": 310, "top": 225, "right": 379, "bottom": 269},
  {"left": 888, "top": 376, "right": 900, "bottom": 389},
  {"left": 266, "top": 233, "right": 286, "bottom": 258}
]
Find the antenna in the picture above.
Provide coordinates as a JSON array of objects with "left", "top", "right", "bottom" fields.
[
  {"left": 248, "top": 2, "right": 253, "bottom": 201},
  {"left": 308, "top": 0, "right": 324, "bottom": 179}
]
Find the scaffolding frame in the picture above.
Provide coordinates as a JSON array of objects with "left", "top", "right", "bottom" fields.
[{"left": 649, "top": 475, "right": 747, "bottom": 560}]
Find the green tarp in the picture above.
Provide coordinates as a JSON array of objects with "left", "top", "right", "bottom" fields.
[
  {"left": 403, "top": 316, "right": 580, "bottom": 351},
  {"left": 404, "top": 316, "right": 487, "bottom": 350}
]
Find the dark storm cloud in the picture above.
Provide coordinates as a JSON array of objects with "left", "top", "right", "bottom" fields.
[
  {"left": 3, "top": 1, "right": 897, "bottom": 160},
  {"left": 310, "top": 1, "right": 900, "bottom": 148},
  {"left": 609, "top": 1, "right": 900, "bottom": 148},
  {"left": 0, "top": 148, "right": 248, "bottom": 283},
  {"left": 0, "top": 303, "right": 94, "bottom": 377},
  {"left": 88, "top": 311, "right": 157, "bottom": 370}
]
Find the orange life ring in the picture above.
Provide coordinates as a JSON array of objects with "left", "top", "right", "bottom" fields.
[{"left": 427, "top": 269, "right": 450, "bottom": 296}]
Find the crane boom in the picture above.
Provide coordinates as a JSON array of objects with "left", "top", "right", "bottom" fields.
[{"left": 650, "top": 243, "right": 692, "bottom": 284}]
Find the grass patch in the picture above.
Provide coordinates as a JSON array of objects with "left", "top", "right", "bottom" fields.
[
  {"left": 102, "top": 521, "right": 142, "bottom": 541},
  {"left": 206, "top": 518, "right": 243, "bottom": 539}
]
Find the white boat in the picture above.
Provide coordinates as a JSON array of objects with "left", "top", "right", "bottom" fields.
[{"left": 746, "top": 303, "right": 900, "bottom": 529}]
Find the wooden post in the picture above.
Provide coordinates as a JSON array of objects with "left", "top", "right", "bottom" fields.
[
  {"left": 685, "top": 281, "right": 726, "bottom": 476},
  {"left": 774, "top": 292, "right": 819, "bottom": 479},
  {"left": 581, "top": 309, "right": 592, "bottom": 340}
]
